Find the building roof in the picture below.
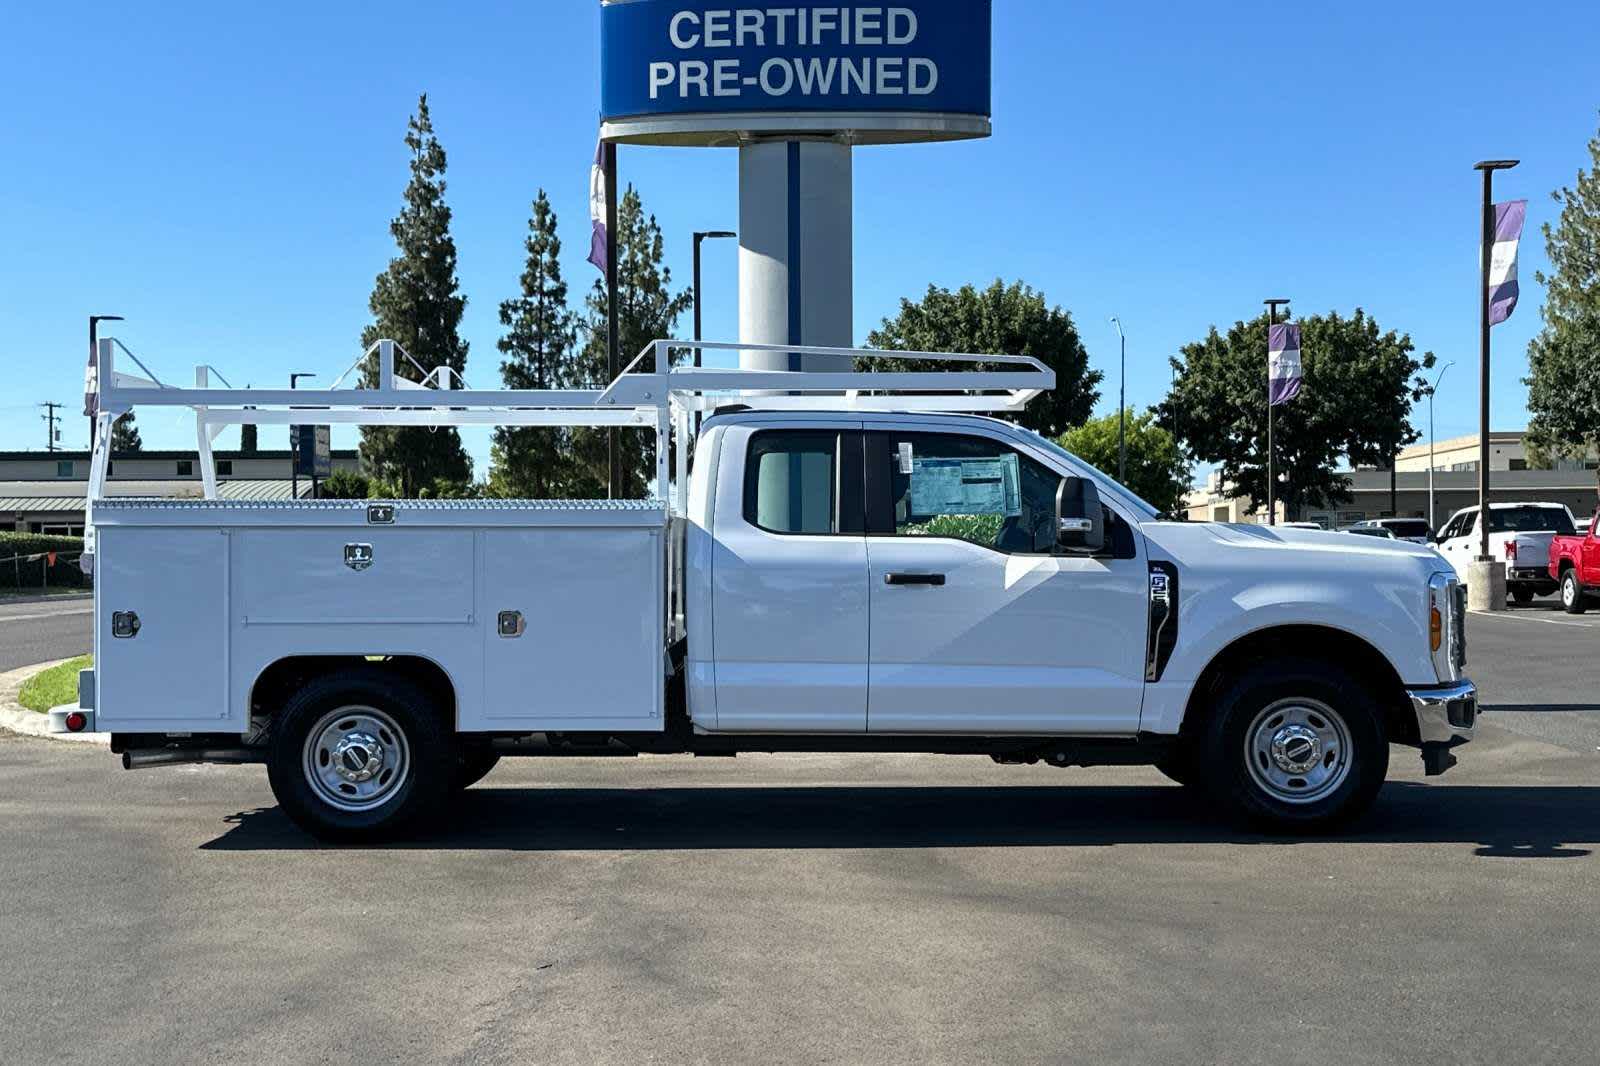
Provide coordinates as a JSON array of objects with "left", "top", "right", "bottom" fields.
[
  {"left": 0, "top": 449, "right": 359, "bottom": 462},
  {"left": 1, "top": 479, "right": 313, "bottom": 512},
  {"left": 1396, "top": 431, "right": 1527, "bottom": 460}
]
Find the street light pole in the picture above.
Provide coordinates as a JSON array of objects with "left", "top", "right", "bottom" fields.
[
  {"left": 1473, "top": 160, "right": 1518, "bottom": 566},
  {"left": 1109, "top": 316, "right": 1126, "bottom": 484},
  {"left": 1263, "top": 298, "right": 1292, "bottom": 525},
  {"left": 692, "top": 231, "right": 737, "bottom": 364},
  {"left": 1425, "top": 361, "right": 1454, "bottom": 532},
  {"left": 289, "top": 372, "right": 316, "bottom": 500}
]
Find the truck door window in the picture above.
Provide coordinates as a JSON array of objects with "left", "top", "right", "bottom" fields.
[
  {"left": 744, "top": 430, "right": 856, "bottom": 535},
  {"left": 872, "top": 433, "right": 1060, "bottom": 554}
]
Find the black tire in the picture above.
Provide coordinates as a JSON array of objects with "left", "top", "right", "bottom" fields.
[
  {"left": 1561, "top": 569, "right": 1588, "bottom": 615},
  {"left": 1196, "top": 658, "right": 1388, "bottom": 832},
  {"left": 1511, "top": 586, "right": 1535, "bottom": 606},
  {"left": 267, "top": 668, "right": 455, "bottom": 843},
  {"left": 1154, "top": 747, "right": 1197, "bottom": 787},
  {"left": 452, "top": 748, "right": 501, "bottom": 791}
]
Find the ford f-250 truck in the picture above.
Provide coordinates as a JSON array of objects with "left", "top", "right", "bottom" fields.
[
  {"left": 57, "top": 337, "right": 1477, "bottom": 842},
  {"left": 1549, "top": 508, "right": 1600, "bottom": 614}
]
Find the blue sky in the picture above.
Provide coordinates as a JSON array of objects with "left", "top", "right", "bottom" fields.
[{"left": 2, "top": 1, "right": 1596, "bottom": 474}]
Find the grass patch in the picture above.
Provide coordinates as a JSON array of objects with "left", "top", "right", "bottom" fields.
[{"left": 18, "top": 655, "right": 92, "bottom": 713}]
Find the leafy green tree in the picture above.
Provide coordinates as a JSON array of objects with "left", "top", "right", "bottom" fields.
[
  {"left": 319, "top": 469, "right": 371, "bottom": 499},
  {"left": 1525, "top": 114, "right": 1600, "bottom": 501},
  {"left": 1158, "top": 310, "right": 1433, "bottom": 520},
  {"left": 1060, "top": 408, "right": 1191, "bottom": 516},
  {"left": 109, "top": 413, "right": 142, "bottom": 452},
  {"left": 357, "top": 94, "right": 473, "bottom": 497},
  {"left": 866, "top": 280, "right": 1102, "bottom": 438},
  {"left": 488, "top": 191, "right": 579, "bottom": 498},
  {"left": 570, "top": 185, "right": 692, "bottom": 498}
]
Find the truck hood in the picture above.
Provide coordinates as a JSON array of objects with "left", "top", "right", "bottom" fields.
[{"left": 1145, "top": 521, "right": 1446, "bottom": 570}]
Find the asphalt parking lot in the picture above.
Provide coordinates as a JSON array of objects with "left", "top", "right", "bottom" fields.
[{"left": 1, "top": 599, "right": 1597, "bottom": 1065}]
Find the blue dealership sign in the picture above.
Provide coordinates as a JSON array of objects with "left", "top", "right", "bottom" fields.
[{"left": 601, "top": 1, "right": 991, "bottom": 136}]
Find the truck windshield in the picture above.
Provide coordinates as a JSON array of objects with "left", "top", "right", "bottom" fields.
[
  {"left": 1488, "top": 506, "right": 1576, "bottom": 536},
  {"left": 1025, "top": 432, "right": 1162, "bottom": 521}
]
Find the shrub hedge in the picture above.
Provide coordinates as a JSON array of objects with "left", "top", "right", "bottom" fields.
[{"left": 0, "top": 533, "right": 90, "bottom": 590}]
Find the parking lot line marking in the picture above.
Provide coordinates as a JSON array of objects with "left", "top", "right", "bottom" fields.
[
  {"left": 0, "top": 608, "right": 94, "bottom": 624},
  {"left": 1470, "top": 610, "right": 1600, "bottom": 629}
]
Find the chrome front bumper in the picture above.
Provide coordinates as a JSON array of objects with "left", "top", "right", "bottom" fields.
[{"left": 1407, "top": 679, "right": 1478, "bottom": 746}]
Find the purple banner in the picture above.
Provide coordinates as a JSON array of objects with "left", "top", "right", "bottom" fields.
[
  {"left": 588, "top": 139, "right": 609, "bottom": 274},
  {"left": 1488, "top": 199, "right": 1526, "bottom": 326},
  {"left": 1268, "top": 322, "right": 1303, "bottom": 406}
]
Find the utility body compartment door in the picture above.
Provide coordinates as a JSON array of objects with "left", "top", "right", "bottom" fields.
[{"left": 95, "top": 527, "right": 230, "bottom": 731}]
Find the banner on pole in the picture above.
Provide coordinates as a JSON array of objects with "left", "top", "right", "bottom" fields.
[
  {"left": 588, "top": 139, "right": 609, "bottom": 274},
  {"left": 1488, "top": 199, "right": 1527, "bottom": 326},
  {"left": 1268, "top": 323, "right": 1303, "bottom": 406}
]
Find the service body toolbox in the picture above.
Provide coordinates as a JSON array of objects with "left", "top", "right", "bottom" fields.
[{"left": 92, "top": 498, "right": 666, "bottom": 735}]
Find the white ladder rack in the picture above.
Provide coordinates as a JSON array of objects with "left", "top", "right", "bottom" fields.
[{"left": 88, "top": 336, "right": 1054, "bottom": 516}]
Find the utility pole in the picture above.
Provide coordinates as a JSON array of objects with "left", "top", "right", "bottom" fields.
[
  {"left": 1263, "top": 298, "right": 1292, "bottom": 525},
  {"left": 1109, "top": 316, "right": 1127, "bottom": 484},
  {"left": 40, "top": 402, "right": 64, "bottom": 451}
]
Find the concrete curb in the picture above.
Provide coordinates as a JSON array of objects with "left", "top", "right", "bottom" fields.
[
  {"left": 0, "top": 658, "right": 107, "bottom": 746},
  {"left": 0, "top": 591, "right": 94, "bottom": 607}
]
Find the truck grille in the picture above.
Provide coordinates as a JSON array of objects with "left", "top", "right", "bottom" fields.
[{"left": 1451, "top": 582, "right": 1467, "bottom": 670}]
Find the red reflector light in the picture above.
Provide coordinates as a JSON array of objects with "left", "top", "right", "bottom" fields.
[
  {"left": 1504, "top": 540, "right": 1516, "bottom": 560},
  {"left": 65, "top": 711, "right": 87, "bottom": 733}
]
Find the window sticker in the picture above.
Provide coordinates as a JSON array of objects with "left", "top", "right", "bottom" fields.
[{"left": 908, "top": 454, "right": 1020, "bottom": 518}]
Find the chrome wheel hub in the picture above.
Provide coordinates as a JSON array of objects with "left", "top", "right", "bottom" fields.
[
  {"left": 1269, "top": 724, "right": 1322, "bottom": 775},
  {"left": 1245, "top": 698, "right": 1353, "bottom": 805},
  {"left": 330, "top": 732, "right": 385, "bottom": 782},
  {"left": 302, "top": 706, "right": 410, "bottom": 813}
]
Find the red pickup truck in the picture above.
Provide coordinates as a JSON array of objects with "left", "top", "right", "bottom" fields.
[{"left": 1549, "top": 508, "right": 1600, "bottom": 614}]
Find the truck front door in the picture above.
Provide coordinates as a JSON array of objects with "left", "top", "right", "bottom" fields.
[
  {"left": 862, "top": 429, "right": 1147, "bottom": 735},
  {"left": 709, "top": 424, "right": 868, "bottom": 732},
  {"left": 1586, "top": 513, "right": 1600, "bottom": 583}
]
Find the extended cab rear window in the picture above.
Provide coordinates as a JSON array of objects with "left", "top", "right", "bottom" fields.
[
  {"left": 743, "top": 430, "right": 863, "bottom": 536},
  {"left": 1382, "top": 519, "right": 1432, "bottom": 538}
]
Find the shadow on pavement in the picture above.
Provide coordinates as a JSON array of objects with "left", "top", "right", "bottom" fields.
[
  {"left": 1483, "top": 703, "right": 1600, "bottom": 713},
  {"left": 201, "top": 781, "right": 1598, "bottom": 858}
]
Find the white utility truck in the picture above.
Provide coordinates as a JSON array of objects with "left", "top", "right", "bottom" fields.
[{"left": 59, "top": 337, "right": 1477, "bottom": 841}]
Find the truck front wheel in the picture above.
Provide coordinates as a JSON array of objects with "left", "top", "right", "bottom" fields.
[
  {"left": 267, "top": 670, "right": 455, "bottom": 843},
  {"left": 1561, "top": 569, "right": 1588, "bottom": 615},
  {"left": 1198, "top": 659, "right": 1388, "bottom": 832}
]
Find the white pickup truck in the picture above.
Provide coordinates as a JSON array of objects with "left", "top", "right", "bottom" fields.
[
  {"left": 1435, "top": 501, "right": 1580, "bottom": 603},
  {"left": 60, "top": 338, "right": 1477, "bottom": 841}
]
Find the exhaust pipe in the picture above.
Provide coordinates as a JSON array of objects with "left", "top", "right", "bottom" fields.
[{"left": 121, "top": 749, "right": 263, "bottom": 770}]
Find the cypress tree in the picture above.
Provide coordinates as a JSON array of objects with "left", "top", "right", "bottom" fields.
[
  {"left": 571, "top": 185, "right": 692, "bottom": 498},
  {"left": 488, "top": 191, "right": 579, "bottom": 498},
  {"left": 358, "top": 94, "right": 473, "bottom": 497}
]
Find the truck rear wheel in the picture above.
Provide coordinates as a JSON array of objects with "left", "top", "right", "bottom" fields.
[
  {"left": 1561, "top": 569, "right": 1588, "bottom": 614},
  {"left": 1511, "top": 586, "right": 1535, "bottom": 606},
  {"left": 267, "top": 669, "right": 454, "bottom": 843},
  {"left": 1197, "top": 659, "right": 1388, "bottom": 832}
]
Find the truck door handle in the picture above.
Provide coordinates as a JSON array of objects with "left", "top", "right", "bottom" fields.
[{"left": 885, "top": 572, "right": 946, "bottom": 587}]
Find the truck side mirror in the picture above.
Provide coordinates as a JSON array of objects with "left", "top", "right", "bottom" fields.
[{"left": 1056, "top": 476, "right": 1105, "bottom": 554}]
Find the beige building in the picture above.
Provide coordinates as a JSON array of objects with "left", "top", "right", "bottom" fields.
[
  {"left": 1, "top": 449, "right": 360, "bottom": 535},
  {"left": 1184, "top": 431, "right": 1599, "bottom": 531}
]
